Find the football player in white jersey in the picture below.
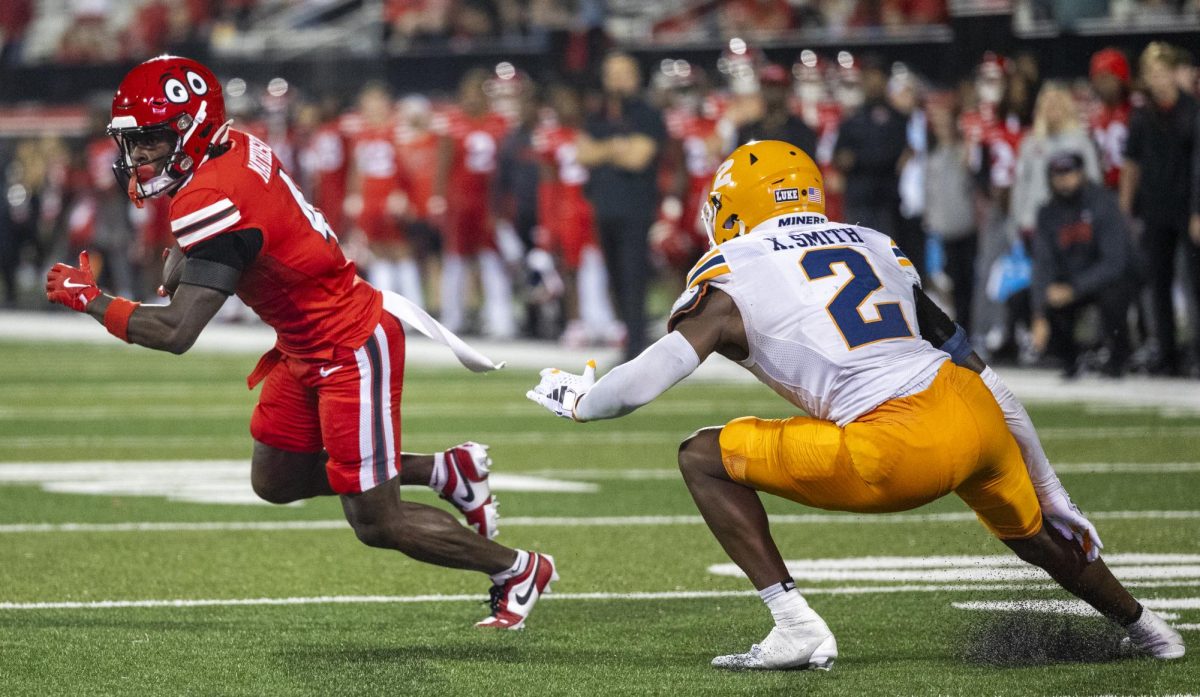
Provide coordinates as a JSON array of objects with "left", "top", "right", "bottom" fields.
[{"left": 528, "top": 140, "right": 1183, "bottom": 669}]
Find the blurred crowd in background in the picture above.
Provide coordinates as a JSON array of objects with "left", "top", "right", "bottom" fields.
[{"left": 2, "top": 2, "right": 1200, "bottom": 378}]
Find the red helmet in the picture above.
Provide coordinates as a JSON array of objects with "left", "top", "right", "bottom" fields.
[{"left": 107, "top": 55, "right": 227, "bottom": 205}]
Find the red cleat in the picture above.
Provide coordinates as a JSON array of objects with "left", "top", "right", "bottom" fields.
[
  {"left": 436, "top": 442, "right": 499, "bottom": 539},
  {"left": 476, "top": 552, "right": 558, "bottom": 631}
]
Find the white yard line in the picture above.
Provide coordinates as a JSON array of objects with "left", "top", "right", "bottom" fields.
[
  {"left": 3, "top": 580, "right": 1200, "bottom": 612},
  {"left": 1, "top": 510, "right": 1198, "bottom": 534}
]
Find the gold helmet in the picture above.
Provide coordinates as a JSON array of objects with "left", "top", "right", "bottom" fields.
[{"left": 700, "top": 140, "right": 825, "bottom": 247}]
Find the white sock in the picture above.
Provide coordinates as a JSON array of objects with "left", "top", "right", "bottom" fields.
[
  {"left": 759, "top": 580, "right": 812, "bottom": 629},
  {"left": 479, "top": 250, "right": 515, "bottom": 338},
  {"left": 429, "top": 451, "right": 447, "bottom": 490},
  {"left": 394, "top": 258, "right": 424, "bottom": 307},
  {"left": 490, "top": 549, "right": 531, "bottom": 585},
  {"left": 440, "top": 254, "right": 467, "bottom": 332},
  {"left": 577, "top": 246, "right": 616, "bottom": 338}
]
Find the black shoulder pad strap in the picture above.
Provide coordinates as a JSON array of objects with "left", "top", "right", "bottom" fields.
[{"left": 180, "top": 258, "right": 242, "bottom": 295}]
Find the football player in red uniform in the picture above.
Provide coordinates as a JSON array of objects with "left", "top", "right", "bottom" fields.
[
  {"left": 346, "top": 82, "right": 424, "bottom": 306},
  {"left": 534, "top": 84, "right": 619, "bottom": 346},
  {"left": 432, "top": 68, "right": 515, "bottom": 338},
  {"left": 45, "top": 56, "right": 557, "bottom": 630}
]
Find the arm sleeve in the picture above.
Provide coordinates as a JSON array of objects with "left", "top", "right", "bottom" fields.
[
  {"left": 978, "top": 366, "right": 1062, "bottom": 499},
  {"left": 180, "top": 228, "right": 263, "bottom": 294},
  {"left": 574, "top": 331, "right": 701, "bottom": 422}
]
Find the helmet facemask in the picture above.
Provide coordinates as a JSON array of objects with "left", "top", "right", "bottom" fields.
[
  {"left": 108, "top": 123, "right": 188, "bottom": 207},
  {"left": 700, "top": 192, "right": 746, "bottom": 248}
]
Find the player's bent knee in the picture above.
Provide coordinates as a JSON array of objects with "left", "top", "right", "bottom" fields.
[{"left": 678, "top": 427, "right": 725, "bottom": 479}]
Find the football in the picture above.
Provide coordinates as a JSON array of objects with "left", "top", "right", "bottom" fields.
[{"left": 161, "top": 244, "right": 185, "bottom": 297}]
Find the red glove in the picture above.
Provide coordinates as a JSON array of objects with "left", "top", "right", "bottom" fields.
[{"left": 46, "top": 251, "right": 101, "bottom": 312}]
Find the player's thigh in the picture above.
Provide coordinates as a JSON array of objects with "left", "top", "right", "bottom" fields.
[
  {"left": 677, "top": 426, "right": 726, "bottom": 479},
  {"left": 718, "top": 414, "right": 874, "bottom": 510},
  {"left": 948, "top": 370, "right": 1043, "bottom": 540},
  {"left": 249, "top": 357, "right": 322, "bottom": 457},
  {"left": 318, "top": 313, "right": 407, "bottom": 495},
  {"left": 248, "top": 359, "right": 325, "bottom": 501}
]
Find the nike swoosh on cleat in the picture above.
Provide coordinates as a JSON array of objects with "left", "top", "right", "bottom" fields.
[
  {"left": 452, "top": 451, "right": 476, "bottom": 504},
  {"left": 515, "top": 558, "right": 540, "bottom": 606}
]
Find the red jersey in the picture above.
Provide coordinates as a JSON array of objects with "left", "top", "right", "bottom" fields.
[
  {"left": 961, "top": 107, "right": 1024, "bottom": 190},
  {"left": 435, "top": 108, "right": 509, "bottom": 201},
  {"left": 350, "top": 123, "right": 404, "bottom": 200},
  {"left": 170, "top": 130, "right": 382, "bottom": 359},
  {"left": 533, "top": 124, "right": 595, "bottom": 268},
  {"left": 298, "top": 121, "right": 348, "bottom": 232},
  {"left": 1090, "top": 102, "right": 1130, "bottom": 190},
  {"left": 396, "top": 128, "right": 439, "bottom": 219}
]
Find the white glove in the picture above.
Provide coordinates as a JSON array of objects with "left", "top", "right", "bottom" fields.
[
  {"left": 526, "top": 361, "right": 596, "bottom": 421},
  {"left": 1038, "top": 486, "right": 1103, "bottom": 562}
]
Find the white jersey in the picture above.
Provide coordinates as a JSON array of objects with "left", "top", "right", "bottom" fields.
[{"left": 671, "top": 214, "right": 947, "bottom": 426}]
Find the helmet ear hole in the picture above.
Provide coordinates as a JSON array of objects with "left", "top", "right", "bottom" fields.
[{"left": 722, "top": 214, "right": 739, "bottom": 230}]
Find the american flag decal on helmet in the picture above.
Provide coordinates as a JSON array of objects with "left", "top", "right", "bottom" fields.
[{"left": 806, "top": 187, "right": 823, "bottom": 204}]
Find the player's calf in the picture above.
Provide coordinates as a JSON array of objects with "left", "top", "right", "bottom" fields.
[{"left": 1004, "top": 525, "right": 1185, "bottom": 659}]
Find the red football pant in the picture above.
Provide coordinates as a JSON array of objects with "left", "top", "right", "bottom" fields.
[{"left": 250, "top": 313, "right": 406, "bottom": 494}]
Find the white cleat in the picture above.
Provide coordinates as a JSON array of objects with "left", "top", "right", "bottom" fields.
[
  {"left": 1124, "top": 607, "right": 1186, "bottom": 660},
  {"left": 712, "top": 617, "right": 838, "bottom": 671}
]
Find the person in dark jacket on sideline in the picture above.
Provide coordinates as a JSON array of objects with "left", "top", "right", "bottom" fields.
[{"left": 1032, "top": 151, "right": 1136, "bottom": 378}]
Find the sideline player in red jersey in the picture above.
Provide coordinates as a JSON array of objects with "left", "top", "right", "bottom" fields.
[
  {"left": 44, "top": 56, "right": 556, "bottom": 630},
  {"left": 432, "top": 68, "right": 515, "bottom": 338},
  {"left": 346, "top": 82, "right": 425, "bottom": 306},
  {"left": 534, "top": 84, "right": 619, "bottom": 347}
]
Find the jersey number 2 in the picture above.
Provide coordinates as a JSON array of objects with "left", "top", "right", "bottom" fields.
[{"left": 800, "top": 247, "right": 913, "bottom": 349}]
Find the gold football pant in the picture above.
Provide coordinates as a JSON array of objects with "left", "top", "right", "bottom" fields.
[{"left": 719, "top": 362, "right": 1043, "bottom": 539}]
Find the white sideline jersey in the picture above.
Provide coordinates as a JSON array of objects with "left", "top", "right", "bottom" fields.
[{"left": 671, "top": 214, "right": 948, "bottom": 426}]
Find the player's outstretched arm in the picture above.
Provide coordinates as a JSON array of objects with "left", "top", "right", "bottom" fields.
[
  {"left": 527, "top": 289, "right": 743, "bottom": 422},
  {"left": 913, "top": 287, "right": 1103, "bottom": 560},
  {"left": 47, "top": 251, "right": 229, "bottom": 355}
]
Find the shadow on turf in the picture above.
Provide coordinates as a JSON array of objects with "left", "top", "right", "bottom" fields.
[{"left": 959, "top": 611, "right": 1135, "bottom": 667}]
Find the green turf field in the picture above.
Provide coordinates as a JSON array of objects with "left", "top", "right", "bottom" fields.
[{"left": 0, "top": 340, "right": 1196, "bottom": 696}]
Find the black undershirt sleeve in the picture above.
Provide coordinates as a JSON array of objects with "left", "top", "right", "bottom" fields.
[
  {"left": 912, "top": 284, "right": 957, "bottom": 347},
  {"left": 180, "top": 228, "right": 263, "bottom": 295}
]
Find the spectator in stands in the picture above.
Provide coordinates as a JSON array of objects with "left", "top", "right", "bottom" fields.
[
  {"left": 736, "top": 64, "right": 817, "bottom": 156},
  {"left": 1121, "top": 42, "right": 1199, "bottom": 376},
  {"left": 925, "top": 99, "right": 978, "bottom": 332},
  {"left": 579, "top": 51, "right": 667, "bottom": 360},
  {"left": 1011, "top": 82, "right": 1101, "bottom": 237},
  {"left": 0, "top": 0, "right": 33, "bottom": 65},
  {"left": 833, "top": 56, "right": 908, "bottom": 239},
  {"left": 1032, "top": 151, "right": 1136, "bottom": 377},
  {"left": 891, "top": 66, "right": 928, "bottom": 278},
  {"left": 1089, "top": 48, "right": 1132, "bottom": 191}
]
